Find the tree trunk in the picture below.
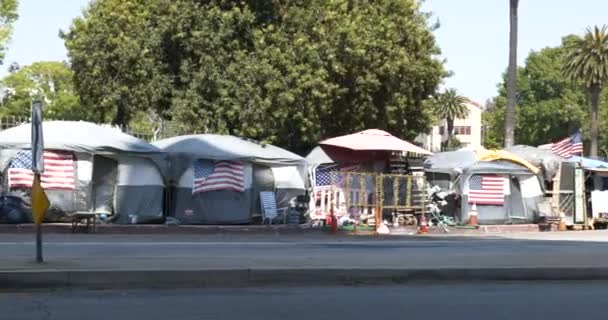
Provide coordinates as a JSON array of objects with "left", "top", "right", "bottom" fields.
[
  {"left": 504, "top": 0, "right": 518, "bottom": 148},
  {"left": 447, "top": 117, "right": 454, "bottom": 142},
  {"left": 590, "top": 84, "right": 601, "bottom": 158}
]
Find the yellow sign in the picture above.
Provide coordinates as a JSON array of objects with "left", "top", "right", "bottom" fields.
[{"left": 31, "top": 173, "right": 49, "bottom": 224}]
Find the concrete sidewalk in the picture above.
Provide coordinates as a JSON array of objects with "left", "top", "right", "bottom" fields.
[{"left": 2, "top": 232, "right": 608, "bottom": 289}]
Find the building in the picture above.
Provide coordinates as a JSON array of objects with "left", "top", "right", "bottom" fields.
[{"left": 415, "top": 99, "right": 485, "bottom": 152}]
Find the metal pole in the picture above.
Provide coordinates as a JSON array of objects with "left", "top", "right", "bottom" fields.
[{"left": 36, "top": 222, "right": 43, "bottom": 263}]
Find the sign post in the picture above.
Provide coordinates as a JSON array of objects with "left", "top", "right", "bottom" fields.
[{"left": 30, "top": 101, "right": 49, "bottom": 263}]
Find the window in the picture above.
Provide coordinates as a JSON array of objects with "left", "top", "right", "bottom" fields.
[
  {"left": 439, "top": 126, "right": 445, "bottom": 135},
  {"left": 454, "top": 126, "right": 471, "bottom": 135}
]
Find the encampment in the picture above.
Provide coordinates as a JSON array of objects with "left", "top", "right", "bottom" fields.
[
  {"left": 153, "top": 134, "right": 307, "bottom": 224},
  {"left": 0, "top": 121, "right": 166, "bottom": 224}
]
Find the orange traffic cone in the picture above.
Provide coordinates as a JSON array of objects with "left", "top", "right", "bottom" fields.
[
  {"left": 467, "top": 203, "right": 478, "bottom": 226},
  {"left": 418, "top": 214, "right": 428, "bottom": 234}
]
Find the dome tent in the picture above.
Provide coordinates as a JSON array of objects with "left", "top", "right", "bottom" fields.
[
  {"left": 0, "top": 121, "right": 166, "bottom": 224},
  {"left": 153, "top": 134, "right": 306, "bottom": 224},
  {"left": 424, "top": 149, "right": 544, "bottom": 224}
]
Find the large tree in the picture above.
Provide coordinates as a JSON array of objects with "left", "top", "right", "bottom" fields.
[
  {"left": 484, "top": 36, "right": 587, "bottom": 149},
  {"left": 504, "top": 0, "right": 519, "bottom": 147},
  {"left": 0, "top": 61, "right": 82, "bottom": 119},
  {"left": 63, "top": 0, "right": 447, "bottom": 153},
  {"left": 563, "top": 25, "right": 608, "bottom": 158},
  {"left": 0, "top": 0, "right": 18, "bottom": 65}
]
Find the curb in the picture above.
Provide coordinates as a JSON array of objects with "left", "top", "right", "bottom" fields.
[
  {"left": 2, "top": 267, "right": 608, "bottom": 289},
  {"left": 0, "top": 224, "right": 323, "bottom": 236}
]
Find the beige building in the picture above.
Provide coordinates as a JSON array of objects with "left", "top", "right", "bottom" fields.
[{"left": 415, "top": 99, "right": 485, "bottom": 152}]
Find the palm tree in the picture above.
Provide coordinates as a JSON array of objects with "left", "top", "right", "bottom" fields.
[
  {"left": 563, "top": 25, "right": 608, "bottom": 157},
  {"left": 504, "top": 0, "right": 519, "bottom": 148},
  {"left": 433, "top": 89, "right": 470, "bottom": 145}
]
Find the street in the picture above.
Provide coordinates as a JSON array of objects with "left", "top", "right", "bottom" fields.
[
  {"left": 2, "top": 282, "right": 607, "bottom": 320},
  {"left": 4, "top": 232, "right": 608, "bottom": 271}
]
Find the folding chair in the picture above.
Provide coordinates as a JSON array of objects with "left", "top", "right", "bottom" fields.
[{"left": 260, "top": 191, "right": 279, "bottom": 224}]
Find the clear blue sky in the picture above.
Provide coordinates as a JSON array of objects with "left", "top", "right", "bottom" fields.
[{"left": 3, "top": 0, "right": 608, "bottom": 104}]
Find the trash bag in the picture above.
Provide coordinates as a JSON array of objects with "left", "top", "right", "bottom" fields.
[{"left": 0, "top": 195, "right": 32, "bottom": 223}]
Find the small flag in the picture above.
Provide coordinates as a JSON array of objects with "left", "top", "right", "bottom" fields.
[
  {"left": 192, "top": 160, "right": 245, "bottom": 194},
  {"left": 468, "top": 175, "right": 505, "bottom": 205},
  {"left": 551, "top": 131, "right": 583, "bottom": 158}
]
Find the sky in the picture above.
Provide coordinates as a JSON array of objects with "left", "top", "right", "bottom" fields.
[{"left": 2, "top": 0, "right": 608, "bottom": 104}]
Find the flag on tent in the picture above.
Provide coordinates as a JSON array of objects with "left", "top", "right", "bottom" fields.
[
  {"left": 314, "top": 164, "right": 361, "bottom": 187},
  {"left": 8, "top": 150, "right": 76, "bottom": 190},
  {"left": 468, "top": 175, "right": 505, "bottom": 205},
  {"left": 192, "top": 160, "right": 245, "bottom": 194},
  {"left": 551, "top": 131, "right": 583, "bottom": 158}
]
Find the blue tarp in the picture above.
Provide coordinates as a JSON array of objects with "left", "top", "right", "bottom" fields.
[{"left": 566, "top": 156, "right": 608, "bottom": 170}]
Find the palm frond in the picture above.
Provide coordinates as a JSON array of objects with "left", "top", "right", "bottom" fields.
[
  {"left": 563, "top": 24, "right": 608, "bottom": 87},
  {"left": 432, "top": 88, "right": 470, "bottom": 121}
]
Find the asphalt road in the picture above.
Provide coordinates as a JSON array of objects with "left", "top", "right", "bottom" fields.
[
  {"left": 4, "top": 232, "right": 608, "bottom": 271},
  {"left": 2, "top": 282, "right": 607, "bottom": 320}
]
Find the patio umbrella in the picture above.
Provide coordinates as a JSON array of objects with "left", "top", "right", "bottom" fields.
[{"left": 319, "top": 129, "right": 433, "bottom": 155}]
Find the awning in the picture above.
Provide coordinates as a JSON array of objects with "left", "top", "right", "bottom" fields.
[{"left": 319, "top": 129, "right": 432, "bottom": 155}]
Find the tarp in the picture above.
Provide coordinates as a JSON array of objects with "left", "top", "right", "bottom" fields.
[
  {"left": 319, "top": 129, "right": 432, "bottom": 155},
  {"left": 424, "top": 148, "right": 539, "bottom": 177},
  {"left": 504, "top": 145, "right": 562, "bottom": 181},
  {"left": 153, "top": 134, "right": 305, "bottom": 180},
  {"left": 566, "top": 156, "right": 608, "bottom": 171},
  {"left": 0, "top": 121, "right": 163, "bottom": 155}
]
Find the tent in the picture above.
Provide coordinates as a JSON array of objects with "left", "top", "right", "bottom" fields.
[
  {"left": 152, "top": 134, "right": 306, "bottom": 224},
  {"left": 424, "top": 149, "right": 544, "bottom": 224},
  {"left": 0, "top": 121, "right": 166, "bottom": 224}
]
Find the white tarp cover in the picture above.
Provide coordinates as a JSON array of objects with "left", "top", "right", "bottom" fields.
[
  {"left": 0, "top": 121, "right": 163, "bottom": 155},
  {"left": 504, "top": 145, "right": 563, "bottom": 182},
  {"left": 154, "top": 134, "right": 305, "bottom": 180},
  {"left": 271, "top": 166, "right": 306, "bottom": 189}
]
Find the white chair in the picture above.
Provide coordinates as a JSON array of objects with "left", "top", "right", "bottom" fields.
[{"left": 260, "top": 191, "right": 279, "bottom": 224}]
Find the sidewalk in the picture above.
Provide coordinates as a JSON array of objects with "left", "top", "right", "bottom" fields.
[{"left": 2, "top": 231, "right": 608, "bottom": 288}]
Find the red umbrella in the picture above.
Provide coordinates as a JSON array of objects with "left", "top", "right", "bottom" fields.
[{"left": 319, "top": 129, "right": 432, "bottom": 155}]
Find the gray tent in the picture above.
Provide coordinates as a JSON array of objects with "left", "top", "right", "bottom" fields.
[
  {"left": 0, "top": 121, "right": 166, "bottom": 224},
  {"left": 153, "top": 135, "right": 306, "bottom": 224},
  {"left": 425, "top": 150, "right": 544, "bottom": 224}
]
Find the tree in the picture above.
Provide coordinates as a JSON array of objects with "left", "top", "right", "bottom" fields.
[
  {"left": 63, "top": 0, "right": 448, "bottom": 154},
  {"left": 0, "top": 0, "right": 18, "bottom": 65},
  {"left": 432, "top": 88, "right": 469, "bottom": 143},
  {"left": 484, "top": 36, "right": 587, "bottom": 149},
  {"left": 563, "top": 25, "right": 608, "bottom": 158},
  {"left": 504, "top": 0, "right": 518, "bottom": 147},
  {"left": 0, "top": 61, "right": 82, "bottom": 119}
]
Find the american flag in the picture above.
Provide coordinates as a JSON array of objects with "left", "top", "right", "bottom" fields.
[
  {"left": 7, "top": 150, "right": 76, "bottom": 190},
  {"left": 551, "top": 131, "right": 583, "bottom": 158},
  {"left": 192, "top": 160, "right": 245, "bottom": 194},
  {"left": 314, "top": 164, "right": 360, "bottom": 187},
  {"left": 468, "top": 175, "right": 505, "bottom": 205}
]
